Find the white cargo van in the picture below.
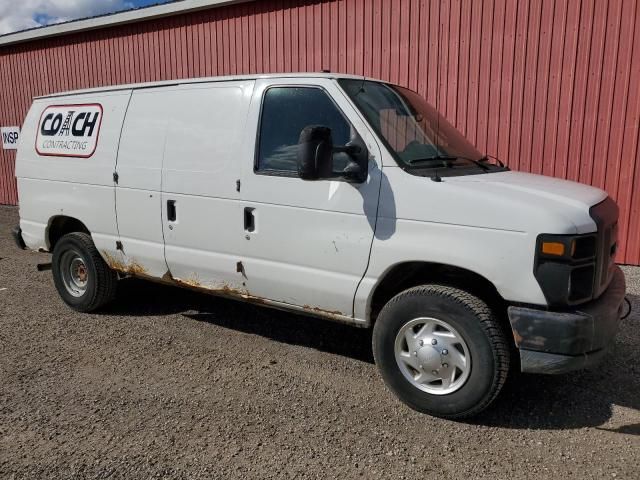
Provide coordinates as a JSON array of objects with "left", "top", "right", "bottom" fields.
[{"left": 13, "top": 73, "right": 626, "bottom": 418}]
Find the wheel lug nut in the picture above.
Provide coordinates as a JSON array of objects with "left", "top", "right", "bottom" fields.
[
  {"left": 442, "top": 349, "right": 448, "bottom": 355},
  {"left": 419, "top": 340, "right": 424, "bottom": 346},
  {"left": 431, "top": 339, "right": 437, "bottom": 345},
  {"left": 432, "top": 370, "right": 438, "bottom": 375},
  {"left": 413, "top": 351, "right": 417, "bottom": 356},
  {"left": 443, "top": 363, "right": 449, "bottom": 368}
]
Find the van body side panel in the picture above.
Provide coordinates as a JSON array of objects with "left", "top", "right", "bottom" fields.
[
  {"left": 353, "top": 165, "right": 550, "bottom": 322},
  {"left": 161, "top": 81, "right": 254, "bottom": 290},
  {"left": 16, "top": 91, "right": 131, "bottom": 257},
  {"left": 354, "top": 218, "right": 538, "bottom": 321},
  {"left": 238, "top": 79, "right": 383, "bottom": 319},
  {"left": 114, "top": 88, "right": 170, "bottom": 278}
]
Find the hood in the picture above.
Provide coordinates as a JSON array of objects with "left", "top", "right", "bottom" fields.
[
  {"left": 450, "top": 171, "right": 606, "bottom": 210},
  {"left": 381, "top": 169, "right": 607, "bottom": 234}
]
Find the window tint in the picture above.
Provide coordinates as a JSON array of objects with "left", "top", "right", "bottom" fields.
[{"left": 257, "top": 87, "right": 352, "bottom": 173}]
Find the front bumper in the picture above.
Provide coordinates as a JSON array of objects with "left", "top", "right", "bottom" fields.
[
  {"left": 507, "top": 266, "right": 626, "bottom": 374},
  {"left": 12, "top": 225, "right": 27, "bottom": 250}
]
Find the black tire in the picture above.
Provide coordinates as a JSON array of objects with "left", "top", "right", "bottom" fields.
[
  {"left": 52, "top": 232, "right": 117, "bottom": 312},
  {"left": 372, "top": 284, "right": 510, "bottom": 418}
]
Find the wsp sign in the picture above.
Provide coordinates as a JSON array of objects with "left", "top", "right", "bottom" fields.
[{"left": 1, "top": 126, "right": 20, "bottom": 150}]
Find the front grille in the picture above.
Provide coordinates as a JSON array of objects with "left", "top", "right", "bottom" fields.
[{"left": 589, "top": 197, "right": 619, "bottom": 299}]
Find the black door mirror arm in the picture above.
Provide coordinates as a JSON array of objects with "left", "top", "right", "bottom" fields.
[{"left": 333, "top": 144, "right": 362, "bottom": 156}]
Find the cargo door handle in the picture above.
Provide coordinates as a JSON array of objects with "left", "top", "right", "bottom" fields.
[
  {"left": 244, "top": 207, "right": 255, "bottom": 232},
  {"left": 167, "top": 200, "right": 177, "bottom": 222}
]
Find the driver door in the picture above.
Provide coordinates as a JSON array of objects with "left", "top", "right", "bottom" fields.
[{"left": 238, "top": 78, "right": 383, "bottom": 318}]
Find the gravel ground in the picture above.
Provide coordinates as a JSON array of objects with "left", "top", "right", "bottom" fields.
[{"left": 1, "top": 205, "right": 638, "bottom": 479}]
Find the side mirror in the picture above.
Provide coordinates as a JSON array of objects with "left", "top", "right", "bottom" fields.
[
  {"left": 297, "top": 125, "right": 369, "bottom": 183},
  {"left": 297, "top": 125, "right": 334, "bottom": 180}
]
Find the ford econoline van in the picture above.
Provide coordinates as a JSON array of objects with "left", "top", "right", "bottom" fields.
[{"left": 12, "top": 73, "right": 626, "bottom": 418}]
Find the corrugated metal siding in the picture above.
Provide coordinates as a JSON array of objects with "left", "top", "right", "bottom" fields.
[{"left": 0, "top": 0, "right": 639, "bottom": 264}]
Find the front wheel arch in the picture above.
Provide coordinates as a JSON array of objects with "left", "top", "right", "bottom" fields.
[{"left": 368, "top": 261, "right": 506, "bottom": 323}]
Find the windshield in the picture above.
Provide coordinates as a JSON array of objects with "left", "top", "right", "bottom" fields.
[{"left": 339, "top": 79, "right": 489, "bottom": 171}]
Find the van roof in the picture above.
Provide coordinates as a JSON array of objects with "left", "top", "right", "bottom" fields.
[{"left": 36, "top": 72, "right": 387, "bottom": 99}]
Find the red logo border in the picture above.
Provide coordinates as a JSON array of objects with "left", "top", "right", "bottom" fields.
[{"left": 35, "top": 103, "right": 103, "bottom": 158}]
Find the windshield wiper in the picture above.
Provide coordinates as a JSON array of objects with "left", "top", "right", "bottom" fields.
[
  {"left": 407, "top": 155, "right": 490, "bottom": 171},
  {"left": 479, "top": 155, "right": 508, "bottom": 169}
]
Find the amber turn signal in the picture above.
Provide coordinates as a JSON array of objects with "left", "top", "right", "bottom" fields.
[{"left": 541, "top": 241, "right": 565, "bottom": 256}]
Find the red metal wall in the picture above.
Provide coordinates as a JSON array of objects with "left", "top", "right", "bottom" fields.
[{"left": 1, "top": 0, "right": 639, "bottom": 264}]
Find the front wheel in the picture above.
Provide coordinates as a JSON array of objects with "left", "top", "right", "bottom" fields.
[
  {"left": 372, "top": 285, "right": 510, "bottom": 418},
  {"left": 52, "top": 232, "right": 117, "bottom": 312}
]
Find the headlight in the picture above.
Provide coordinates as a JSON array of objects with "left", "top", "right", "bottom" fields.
[
  {"left": 535, "top": 233, "right": 597, "bottom": 306},
  {"left": 538, "top": 235, "right": 596, "bottom": 260}
]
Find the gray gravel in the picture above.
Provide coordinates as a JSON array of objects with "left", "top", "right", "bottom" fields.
[{"left": 1, "top": 205, "right": 639, "bottom": 479}]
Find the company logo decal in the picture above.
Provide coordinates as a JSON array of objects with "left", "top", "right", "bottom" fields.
[{"left": 36, "top": 104, "right": 103, "bottom": 158}]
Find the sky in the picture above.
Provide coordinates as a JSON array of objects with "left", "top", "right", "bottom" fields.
[{"left": 0, "top": 0, "right": 174, "bottom": 35}]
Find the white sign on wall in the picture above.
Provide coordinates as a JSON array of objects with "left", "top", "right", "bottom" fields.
[
  {"left": 35, "top": 104, "right": 103, "bottom": 158},
  {"left": 1, "top": 126, "right": 20, "bottom": 150}
]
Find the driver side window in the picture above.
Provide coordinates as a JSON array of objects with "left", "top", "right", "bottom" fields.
[{"left": 256, "top": 86, "right": 352, "bottom": 175}]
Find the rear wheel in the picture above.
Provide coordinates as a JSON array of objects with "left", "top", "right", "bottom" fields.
[
  {"left": 52, "top": 232, "right": 117, "bottom": 312},
  {"left": 373, "top": 284, "right": 510, "bottom": 418}
]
